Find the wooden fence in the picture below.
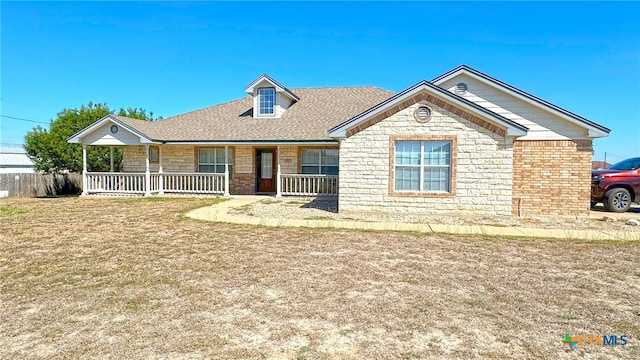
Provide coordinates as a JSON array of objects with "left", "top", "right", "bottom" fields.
[{"left": 0, "top": 173, "right": 82, "bottom": 198}]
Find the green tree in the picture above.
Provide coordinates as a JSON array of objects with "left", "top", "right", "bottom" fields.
[{"left": 24, "top": 102, "right": 157, "bottom": 173}]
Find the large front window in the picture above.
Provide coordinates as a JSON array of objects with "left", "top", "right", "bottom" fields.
[
  {"left": 395, "top": 141, "right": 451, "bottom": 192},
  {"left": 198, "top": 148, "right": 233, "bottom": 177},
  {"left": 301, "top": 149, "right": 339, "bottom": 175},
  {"left": 258, "top": 87, "right": 275, "bottom": 116}
]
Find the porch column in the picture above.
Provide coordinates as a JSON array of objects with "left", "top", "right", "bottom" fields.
[
  {"left": 158, "top": 145, "right": 164, "bottom": 195},
  {"left": 276, "top": 145, "right": 282, "bottom": 198},
  {"left": 144, "top": 144, "right": 151, "bottom": 197},
  {"left": 223, "top": 145, "right": 230, "bottom": 197},
  {"left": 109, "top": 146, "right": 114, "bottom": 172},
  {"left": 81, "top": 144, "right": 87, "bottom": 195}
]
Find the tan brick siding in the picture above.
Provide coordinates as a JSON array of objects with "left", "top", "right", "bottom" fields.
[
  {"left": 279, "top": 146, "right": 297, "bottom": 174},
  {"left": 122, "top": 145, "right": 195, "bottom": 172},
  {"left": 122, "top": 144, "right": 307, "bottom": 195},
  {"left": 339, "top": 101, "right": 514, "bottom": 216},
  {"left": 512, "top": 140, "right": 592, "bottom": 216}
]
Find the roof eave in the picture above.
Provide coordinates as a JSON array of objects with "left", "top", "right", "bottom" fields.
[
  {"left": 432, "top": 65, "right": 611, "bottom": 135},
  {"left": 244, "top": 74, "right": 300, "bottom": 101},
  {"left": 67, "top": 115, "right": 153, "bottom": 144},
  {"left": 329, "top": 80, "right": 528, "bottom": 138}
]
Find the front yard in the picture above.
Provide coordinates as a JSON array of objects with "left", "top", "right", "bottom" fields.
[{"left": 1, "top": 197, "right": 639, "bottom": 359}]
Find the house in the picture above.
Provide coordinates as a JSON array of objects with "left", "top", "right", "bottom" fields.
[
  {"left": 68, "top": 66, "right": 610, "bottom": 216},
  {"left": 0, "top": 145, "right": 36, "bottom": 174}
]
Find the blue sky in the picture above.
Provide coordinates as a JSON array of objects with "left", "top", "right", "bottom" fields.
[{"left": 1, "top": 1, "right": 639, "bottom": 162}]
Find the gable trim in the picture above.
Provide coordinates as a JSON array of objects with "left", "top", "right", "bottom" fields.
[
  {"left": 329, "top": 80, "right": 528, "bottom": 139},
  {"left": 67, "top": 115, "right": 154, "bottom": 144},
  {"left": 432, "top": 65, "right": 611, "bottom": 136},
  {"left": 244, "top": 74, "right": 300, "bottom": 101}
]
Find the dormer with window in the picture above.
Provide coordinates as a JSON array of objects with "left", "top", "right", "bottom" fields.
[{"left": 245, "top": 74, "right": 299, "bottom": 118}]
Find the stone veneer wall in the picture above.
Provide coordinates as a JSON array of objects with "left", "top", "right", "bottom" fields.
[
  {"left": 122, "top": 145, "right": 194, "bottom": 172},
  {"left": 232, "top": 146, "right": 254, "bottom": 194},
  {"left": 122, "top": 145, "right": 305, "bottom": 195},
  {"left": 512, "top": 140, "right": 592, "bottom": 216},
  {"left": 279, "top": 146, "right": 298, "bottom": 174},
  {"left": 339, "top": 102, "right": 514, "bottom": 215}
]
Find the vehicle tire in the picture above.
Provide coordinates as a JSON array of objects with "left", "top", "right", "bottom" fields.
[{"left": 604, "top": 188, "right": 632, "bottom": 213}]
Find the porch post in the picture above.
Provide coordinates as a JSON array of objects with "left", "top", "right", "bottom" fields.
[
  {"left": 223, "top": 145, "right": 230, "bottom": 197},
  {"left": 276, "top": 145, "right": 281, "bottom": 198},
  {"left": 158, "top": 145, "right": 164, "bottom": 195},
  {"left": 81, "top": 144, "right": 87, "bottom": 195},
  {"left": 144, "top": 144, "right": 151, "bottom": 197},
  {"left": 109, "top": 146, "right": 114, "bottom": 172}
]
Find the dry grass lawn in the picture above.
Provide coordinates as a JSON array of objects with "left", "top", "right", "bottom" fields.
[{"left": 1, "top": 197, "right": 639, "bottom": 359}]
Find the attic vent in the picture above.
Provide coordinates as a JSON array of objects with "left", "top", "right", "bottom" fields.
[
  {"left": 454, "top": 82, "right": 468, "bottom": 95},
  {"left": 414, "top": 106, "right": 432, "bottom": 123}
]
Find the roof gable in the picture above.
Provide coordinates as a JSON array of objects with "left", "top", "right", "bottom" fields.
[
  {"left": 67, "top": 115, "right": 155, "bottom": 145},
  {"left": 432, "top": 65, "right": 610, "bottom": 138},
  {"left": 244, "top": 74, "right": 300, "bottom": 101},
  {"left": 329, "top": 80, "right": 529, "bottom": 139}
]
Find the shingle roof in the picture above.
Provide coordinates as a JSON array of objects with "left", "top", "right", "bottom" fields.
[{"left": 115, "top": 87, "right": 394, "bottom": 142}]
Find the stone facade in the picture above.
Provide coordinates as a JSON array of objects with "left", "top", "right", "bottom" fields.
[
  {"left": 339, "top": 100, "right": 514, "bottom": 216},
  {"left": 122, "top": 144, "right": 319, "bottom": 195},
  {"left": 122, "top": 145, "right": 195, "bottom": 173},
  {"left": 512, "top": 140, "right": 592, "bottom": 216}
]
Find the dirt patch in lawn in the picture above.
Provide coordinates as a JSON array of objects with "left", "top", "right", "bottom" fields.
[
  {"left": 230, "top": 198, "right": 640, "bottom": 233},
  {"left": 1, "top": 197, "right": 639, "bottom": 359}
]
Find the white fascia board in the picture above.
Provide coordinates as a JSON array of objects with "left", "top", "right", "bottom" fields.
[
  {"left": 67, "top": 115, "right": 153, "bottom": 144},
  {"left": 245, "top": 76, "right": 284, "bottom": 94},
  {"left": 329, "top": 83, "right": 527, "bottom": 138},
  {"left": 434, "top": 68, "right": 609, "bottom": 137},
  {"left": 244, "top": 74, "right": 300, "bottom": 101},
  {"left": 161, "top": 140, "right": 338, "bottom": 146}
]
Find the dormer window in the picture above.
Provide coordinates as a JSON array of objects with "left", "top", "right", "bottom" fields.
[
  {"left": 258, "top": 87, "right": 275, "bottom": 116},
  {"left": 245, "top": 74, "right": 299, "bottom": 119}
]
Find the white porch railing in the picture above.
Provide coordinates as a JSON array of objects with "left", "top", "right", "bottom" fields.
[
  {"left": 86, "top": 172, "right": 146, "bottom": 194},
  {"left": 85, "top": 172, "right": 338, "bottom": 197},
  {"left": 162, "top": 173, "right": 225, "bottom": 194},
  {"left": 280, "top": 174, "right": 339, "bottom": 196},
  {"left": 85, "top": 172, "right": 225, "bottom": 195}
]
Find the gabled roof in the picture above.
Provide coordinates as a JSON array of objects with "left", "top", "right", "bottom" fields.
[
  {"left": 149, "top": 87, "right": 393, "bottom": 142},
  {"left": 329, "top": 80, "right": 529, "bottom": 138},
  {"left": 244, "top": 74, "right": 300, "bottom": 101},
  {"left": 432, "top": 65, "right": 611, "bottom": 136},
  {"left": 67, "top": 114, "right": 156, "bottom": 144},
  {"left": 68, "top": 87, "right": 395, "bottom": 144},
  {"left": 0, "top": 146, "right": 34, "bottom": 168}
]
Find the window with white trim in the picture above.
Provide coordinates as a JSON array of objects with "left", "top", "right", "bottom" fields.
[
  {"left": 394, "top": 141, "right": 451, "bottom": 192},
  {"left": 198, "top": 148, "right": 233, "bottom": 177},
  {"left": 258, "top": 87, "right": 275, "bottom": 116},
  {"left": 149, "top": 146, "right": 159, "bottom": 163},
  {"left": 301, "top": 149, "right": 339, "bottom": 175}
]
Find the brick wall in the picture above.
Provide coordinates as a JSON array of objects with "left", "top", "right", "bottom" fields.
[
  {"left": 279, "top": 146, "right": 297, "bottom": 174},
  {"left": 339, "top": 100, "right": 514, "bottom": 215},
  {"left": 512, "top": 140, "right": 592, "bottom": 216},
  {"left": 122, "top": 145, "right": 195, "bottom": 172}
]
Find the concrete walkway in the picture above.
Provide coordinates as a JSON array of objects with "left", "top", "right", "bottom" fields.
[{"left": 186, "top": 196, "right": 640, "bottom": 241}]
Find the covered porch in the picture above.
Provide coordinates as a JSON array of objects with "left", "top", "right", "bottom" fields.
[
  {"left": 69, "top": 115, "right": 339, "bottom": 198},
  {"left": 81, "top": 144, "right": 338, "bottom": 197}
]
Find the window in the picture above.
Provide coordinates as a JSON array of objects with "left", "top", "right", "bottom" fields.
[
  {"left": 395, "top": 141, "right": 451, "bottom": 192},
  {"left": 301, "top": 149, "right": 339, "bottom": 175},
  {"left": 149, "top": 146, "right": 159, "bottom": 163},
  {"left": 258, "top": 87, "right": 275, "bottom": 116},
  {"left": 198, "top": 148, "right": 233, "bottom": 177}
]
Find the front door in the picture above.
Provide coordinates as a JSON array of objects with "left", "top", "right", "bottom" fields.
[{"left": 256, "top": 149, "right": 276, "bottom": 193}]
